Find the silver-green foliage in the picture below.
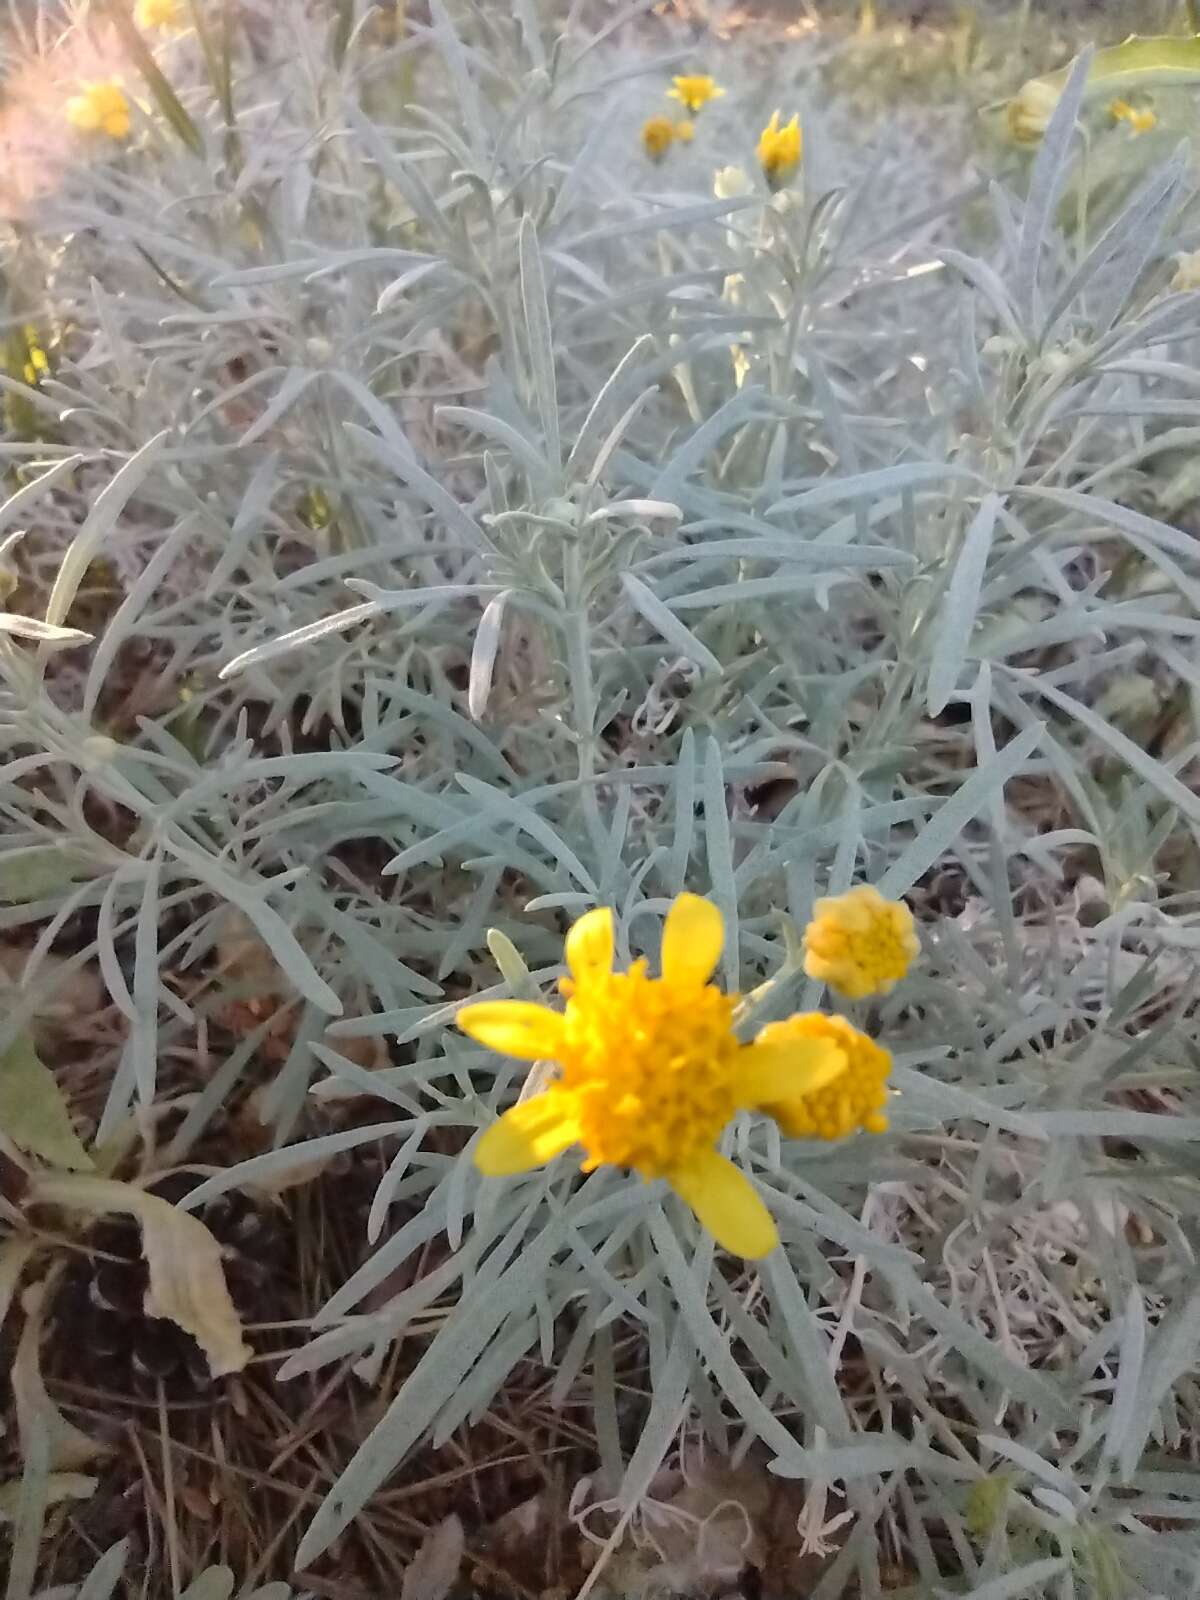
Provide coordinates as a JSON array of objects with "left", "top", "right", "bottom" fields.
[{"left": 3, "top": 2, "right": 1200, "bottom": 1594}]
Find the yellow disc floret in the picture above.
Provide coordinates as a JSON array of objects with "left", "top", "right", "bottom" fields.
[
  {"left": 803, "top": 884, "right": 919, "bottom": 1000},
  {"left": 66, "top": 81, "right": 131, "bottom": 141},
  {"left": 754, "top": 1014, "right": 891, "bottom": 1140},
  {"left": 458, "top": 894, "right": 851, "bottom": 1258},
  {"left": 560, "top": 960, "right": 740, "bottom": 1178}
]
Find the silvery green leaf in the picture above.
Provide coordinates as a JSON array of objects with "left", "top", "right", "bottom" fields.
[
  {"left": 518, "top": 216, "right": 560, "bottom": 470},
  {"left": 0, "top": 615, "right": 91, "bottom": 646},
  {"left": 621, "top": 574, "right": 720, "bottom": 675},
  {"left": 1014, "top": 48, "right": 1092, "bottom": 325},
  {"left": 44, "top": 432, "right": 169, "bottom": 630},
  {"left": 927, "top": 493, "right": 1001, "bottom": 716},
  {"left": 876, "top": 721, "right": 1044, "bottom": 897}
]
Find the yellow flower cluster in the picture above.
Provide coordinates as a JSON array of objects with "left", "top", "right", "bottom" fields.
[
  {"left": 66, "top": 80, "right": 131, "bottom": 141},
  {"left": 1109, "top": 98, "right": 1157, "bottom": 134},
  {"left": 639, "top": 78, "right": 803, "bottom": 190},
  {"left": 642, "top": 75, "right": 719, "bottom": 161},
  {"left": 459, "top": 886, "right": 917, "bottom": 1260},
  {"left": 757, "top": 110, "right": 802, "bottom": 187}
]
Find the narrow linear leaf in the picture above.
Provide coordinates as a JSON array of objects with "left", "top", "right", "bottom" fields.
[
  {"left": 1014, "top": 49, "right": 1092, "bottom": 322},
  {"left": 104, "top": 0, "right": 204, "bottom": 155},
  {"left": 518, "top": 216, "right": 560, "bottom": 469},
  {"left": 876, "top": 721, "right": 1044, "bottom": 896},
  {"left": 927, "top": 493, "right": 1001, "bottom": 715},
  {"left": 45, "top": 431, "right": 169, "bottom": 630},
  {"left": 621, "top": 573, "right": 721, "bottom": 675}
]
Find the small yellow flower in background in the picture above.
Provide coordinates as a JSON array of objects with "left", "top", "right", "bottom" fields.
[
  {"left": 803, "top": 885, "right": 919, "bottom": 1000},
  {"left": 754, "top": 1014, "right": 891, "bottom": 1139},
  {"left": 66, "top": 80, "right": 131, "bottom": 141},
  {"left": 1109, "top": 98, "right": 1157, "bottom": 134},
  {"left": 667, "top": 74, "right": 724, "bottom": 114},
  {"left": 21, "top": 326, "right": 48, "bottom": 386},
  {"left": 674, "top": 119, "right": 695, "bottom": 144},
  {"left": 642, "top": 114, "right": 676, "bottom": 162},
  {"left": 1006, "top": 78, "right": 1060, "bottom": 146},
  {"left": 135, "top": 0, "right": 182, "bottom": 26},
  {"left": 458, "top": 894, "right": 853, "bottom": 1259},
  {"left": 1173, "top": 251, "right": 1200, "bottom": 291},
  {"left": 757, "top": 110, "right": 802, "bottom": 188}
]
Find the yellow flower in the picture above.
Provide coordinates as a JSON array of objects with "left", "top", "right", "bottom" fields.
[
  {"left": 1109, "top": 98, "right": 1157, "bottom": 134},
  {"left": 1173, "top": 251, "right": 1200, "bottom": 291},
  {"left": 458, "top": 895, "right": 851, "bottom": 1259},
  {"left": 667, "top": 75, "right": 724, "bottom": 114},
  {"left": 1006, "top": 78, "right": 1060, "bottom": 146},
  {"left": 642, "top": 114, "right": 676, "bottom": 162},
  {"left": 66, "top": 81, "right": 131, "bottom": 141},
  {"left": 21, "top": 328, "right": 48, "bottom": 386},
  {"left": 135, "top": 0, "right": 182, "bottom": 26},
  {"left": 757, "top": 110, "right": 801, "bottom": 188},
  {"left": 674, "top": 119, "right": 695, "bottom": 144},
  {"left": 803, "top": 885, "right": 919, "bottom": 1000},
  {"left": 754, "top": 1014, "right": 891, "bottom": 1139}
]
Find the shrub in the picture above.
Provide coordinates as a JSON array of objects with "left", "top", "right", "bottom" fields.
[{"left": 2, "top": 4, "right": 1200, "bottom": 1595}]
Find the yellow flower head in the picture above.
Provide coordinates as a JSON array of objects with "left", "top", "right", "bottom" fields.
[
  {"left": 135, "top": 0, "right": 182, "bottom": 26},
  {"left": 458, "top": 894, "right": 852, "bottom": 1258},
  {"left": 642, "top": 114, "right": 676, "bottom": 162},
  {"left": 1173, "top": 251, "right": 1200, "bottom": 292},
  {"left": 674, "top": 119, "right": 695, "bottom": 144},
  {"left": 1109, "top": 98, "right": 1157, "bottom": 135},
  {"left": 803, "top": 885, "right": 919, "bottom": 1000},
  {"left": 1006, "top": 78, "right": 1059, "bottom": 146},
  {"left": 757, "top": 110, "right": 801, "bottom": 188},
  {"left": 66, "top": 80, "right": 131, "bottom": 141},
  {"left": 754, "top": 1014, "right": 891, "bottom": 1140},
  {"left": 667, "top": 75, "right": 724, "bottom": 114}
]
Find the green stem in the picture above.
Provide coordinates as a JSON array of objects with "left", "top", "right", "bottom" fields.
[{"left": 562, "top": 570, "right": 607, "bottom": 860}]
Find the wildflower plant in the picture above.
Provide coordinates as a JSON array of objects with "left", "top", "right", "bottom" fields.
[{"left": 2, "top": 4, "right": 1200, "bottom": 1597}]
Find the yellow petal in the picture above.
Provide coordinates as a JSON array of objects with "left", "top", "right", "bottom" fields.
[
  {"left": 669, "top": 1150, "right": 779, "bottom": 1259},
  {"left": 475, "top": 1092, "right": 580, "bottom": 1176},
  {"left": 661, "top": 893, "right": 724, "bottom": 987},
  {"left": 456, "top": 1000, "right": 565, "bottom": 1060},
  {"left": 738, "top": 1037, "right": 847, "bottom": 1105},
  {"left": 565, "top": 907, "right": 614, "bottom": 981}
]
